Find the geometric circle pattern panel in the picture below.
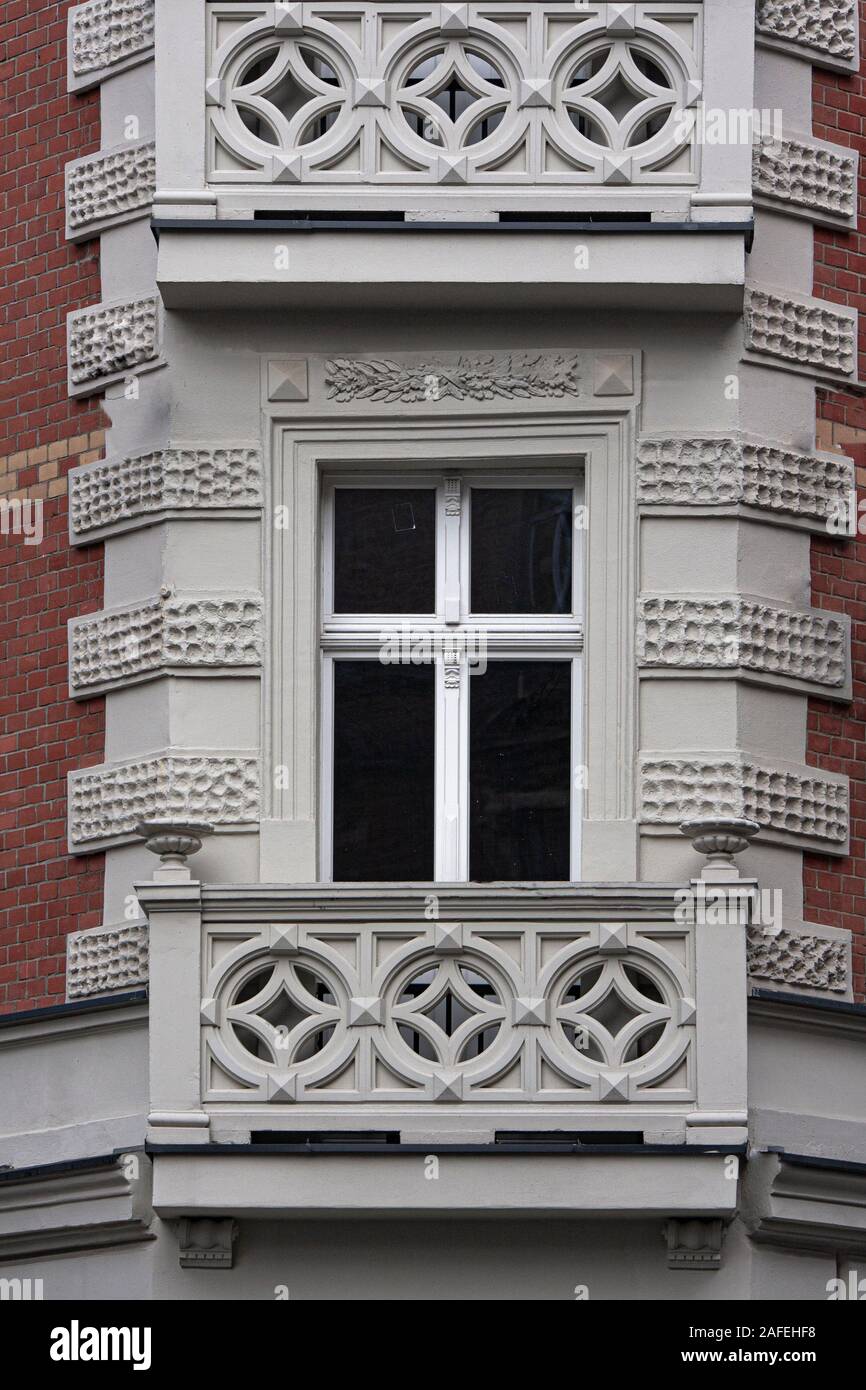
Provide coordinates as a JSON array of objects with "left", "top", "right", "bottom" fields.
[
  {"left": 206, "top": 3, "right": 703, "bottom": 186},
  {"left": 201, "top": 920, "right": 697, "bottom": 1105}
]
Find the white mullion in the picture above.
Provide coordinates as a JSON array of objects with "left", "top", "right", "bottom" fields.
[
  {"left": 436, "top": 657, "right": 463, "bottom": 882},
  {"left": 443, "top": 476, "right": 462, "bottom": 625}
]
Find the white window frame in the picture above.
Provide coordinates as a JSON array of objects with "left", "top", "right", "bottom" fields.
[{"left": 320, "top": 469, "right": 585, "bottom": 883}]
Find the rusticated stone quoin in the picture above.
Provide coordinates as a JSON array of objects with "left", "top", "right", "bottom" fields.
[
  {"left": 69, "top": 0, "right": 155, "bottom": 88},
  {"left": 745, "top": 289, "right": 855, "bottom": 378},
  {"left": 70, "top": 593, "right": 264, "bottom": 691},
  {"left": 637, "top": 598, "right": 846, "bottom": 688},
  {"left": 67, "top": 296, "right": 160, "bottom": 394},
  {"left": 752, "top": 135, "right": 855, "bottom": 222},
  {"left": 69, "top": 756, "right": 260, "bottom": 846},
  {"left": 636, "top": 436, "right": 855, "bottom": 527},
  {"left": 66, "top": 922, "right": 149, "bottom": 999},
  {"left": 640, "top": 756, "right": 848, "bottom": 845},
  {"left": 66, "top": 142, "right": 156, "bottom": 237},
  {"left": 69, "top": 446, "right": 263, "bottom": 538},
  {"left": 747, "top": 926, "right": 848, "bottom": 993},
  {"left": 755, "top": 0, "right": 856, "bottom": 64}
]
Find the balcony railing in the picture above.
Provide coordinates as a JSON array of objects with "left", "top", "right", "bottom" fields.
[
  {"left": 140, "top": 880, "right": 750, "bottom": 1148},
  {"left": 155, "top": 0, "right": 753, "bottom": 221}
]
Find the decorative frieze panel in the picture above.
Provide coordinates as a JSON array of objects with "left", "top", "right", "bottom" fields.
[
  {"left": 67, "top": 296, "right": 161, "bottom": 397},
  {"left": 201, "top": 918, "right": 697, "bottom": 1106},
  {"left": 70, "top": 592, "right": 264, "bottom": 694},
  {"left": 638, "top": 597, "right": 847, "bottom": 690},
  {"left": 755, "top": 0, "right": 857, "bottom": 71},
  {"left": 69, "top": 446, "right": 263, "bottom": 542},
  {"left": 69, "top": 755, "right": 260, "bottom": 848},
  {"left": 636, "top": 435, "right": 855, "bottom": 531},
  {"left": 66, "top": 921, "right": 149, "bottom": 1000},
  {"left": 744, "top": 289, "right": 856, "bottom": 382},
  {"left": 753, "top": 135, "right": 856, "bottom": 226},
  {"left": 325, "top": 352, "right": 582, "bottom": 404},
  {"left": 747, "top": 925, "right": 849, "bottom": 995},
  {"left": 640, "top": 756, "right": 849, "bottom": 848},
  {"left": 205, "top": 1, "right": 703, "bottom": 188},
  {"left": 68, "top": 0, "right": 155, "bottom": 91},
  {"left": 66, "top": 142, "right": 157, "bottom": 241}
]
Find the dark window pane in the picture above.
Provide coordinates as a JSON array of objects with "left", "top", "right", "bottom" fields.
[
  {"left": 471, "top": 488, "right": 573, "bottom": 614},
  {"left": 470, "top": 662, "right": 571, "bottom": 881},
  {"left": 334, "top": 488, "right": 436, "bottom": 614},
  {"left": 333, "top": 662, "right": 434, "bottom": 881}
]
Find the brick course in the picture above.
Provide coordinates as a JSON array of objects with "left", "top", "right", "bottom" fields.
[
  {"left": 0, "top": 2, "right": 106, "bottom": 1013},
  {"left": 808, "top": 5, "right": 866, "bottom": 1001}
]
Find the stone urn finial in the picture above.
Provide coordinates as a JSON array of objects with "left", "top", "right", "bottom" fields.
[
  {"left": 680, "top": 817, "right": 759, "bottom": 877},
  {"left": 136, "top": 820, "right": 213, "bottom": 874}
]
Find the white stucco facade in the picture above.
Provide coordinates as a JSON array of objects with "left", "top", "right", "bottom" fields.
[{"left": 1, "top": 0, "right": 864, "bottom": 1300}]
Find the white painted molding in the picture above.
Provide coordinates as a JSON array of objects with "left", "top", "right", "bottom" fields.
[
  {"left": 66, "top": 921, "right": 149, "bottom": 1000},
  {"left": 753, "top": 133, "right": 857, "bottom": 229},
  {"left": 636, "top": 434, "right": 855, "bottom": 532},
  {"left": 68, "top": 0, "right": 155, "bottom": 92},
  {"left": 744, "top": 286, "right": 857, "bottom": 385},
  {"left": 65, "top": 141, "right": 156, "bottom": 241},
  {"left": 69, "top": 590, "right": 264, "bottom": 695},
  {"left": 637, "top": 595, "right": 850, "bottom": 697},
  {"left": 0, "top": 1155, "right": 154, "bottom": 1261},
  {"left": 755, "top": 0, "right": 858, "bottom": 73},
  {"left": 68, "top": 754, "right": 260, "bottom": 851},
  {"left": 640, "top": 754, "right": 849, "bottom": 851},
  {"left": 68, "top": 444, "right": 263, "bottom": 543},
  {"left": 747, "top": 922, "right": 851, "bottom": 997},
  {"left": 66, "top": 295, "right": 163, "bottom": 398}
]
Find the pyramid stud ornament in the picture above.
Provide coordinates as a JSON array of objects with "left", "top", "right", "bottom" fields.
[
  {"left": 519, "top": 78, "right": 554, "bottom": 109},
  {"left": 599, "top": 1070, "right": 630, "bottom": 1103},
  {"left": 598, "top": 922, "right": 628, "bottom": 955},
  {"left": 602, "top": 154, "right": 633, "bottom": 185},
  {"left": 137, "top": 821, "right": 212, "bottom": 867},
  {"left": 680, "top": 818, "right": 760, "bottom": 873},
  {"left": 433, "top": 1068, "right": 465, "bottom": 1102},
  {"left": 514, "top": 996, "right": 549, "bottom": 1027},
  {"left": 439, "top": 2, "right": 470, "bottom": 35},
  {"left": 436, "top": 154, "right": 469, "bottom": 184},
  {"left": 268, "top": 923, "right": 300, "bottom": 956},
  {"left": 349, "top": 996, "right": 383, "bottom": 1027},
  {"left": 270, "top": 154, "right": 302, "bottom": 183},
  {"left": 267, "top": 1073, "right": 298, "bottom": 1103},
  {"left": 433, "top": 921, "right": 464, "bottom": 954},
  {"left": 271, "top": 2, "right": 304, "bottom": 35},
  {"left": 354, "top": 77, "right": 389, "bottom": 108},
  {"left": 605, "top": 2, "right": 636, "bottom": 35}
]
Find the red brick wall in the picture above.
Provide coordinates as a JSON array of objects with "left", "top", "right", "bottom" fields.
[
  {"left": 807, "top": 6, "right": 866, "bottom": 1002},
  {"left": 0, "top": 1, "right": 106, "bottom": 1013}
]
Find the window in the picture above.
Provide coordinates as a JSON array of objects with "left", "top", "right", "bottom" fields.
[{"left": 321, "top": 473, "right": 584, "bottom": 882}]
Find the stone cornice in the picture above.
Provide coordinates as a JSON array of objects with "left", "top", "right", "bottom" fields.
[
  {"left": 0, "top": 1154, "right": 154, "bottom": 1260},
  {"left": 742, "top": 1150, "right": 866, "bottom": 1254}
]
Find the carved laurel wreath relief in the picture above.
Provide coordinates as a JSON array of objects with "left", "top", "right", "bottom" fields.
[{"left": 205, "top": 3, "right": 703, "bottom": 186}]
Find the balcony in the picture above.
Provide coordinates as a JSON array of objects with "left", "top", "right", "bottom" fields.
[
  {"left": 139, "top": 868, "right": 751, "bottom": 1218},
  {"left": 153, "top": 0, "right": 753, "bottom": 310}
]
